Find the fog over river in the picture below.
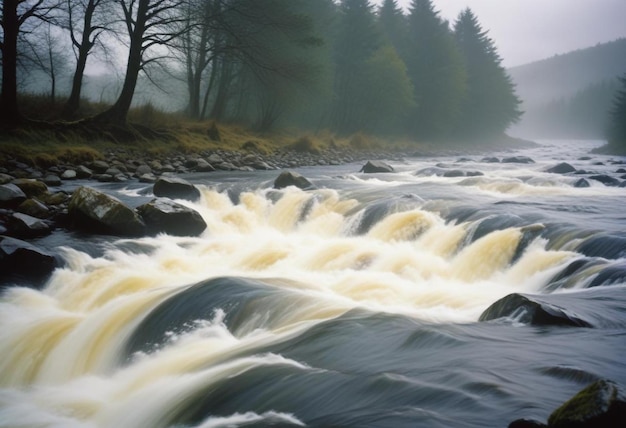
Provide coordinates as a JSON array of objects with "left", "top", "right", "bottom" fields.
[{"left": 1, "top": 140, "right": 625, "bottom": 427}]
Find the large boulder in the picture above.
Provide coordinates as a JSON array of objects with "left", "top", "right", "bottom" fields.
[
  {"left": 0, "top": 184, "right": 27, "bottom": 208},
  {"left": 0, "top": 235, "right": 57, "bottom": 286},
  {"left": 137, "top": 199, "right": 207, "bottom": 237},
  {"left": 360, "top": 160, "right": 394, "bottom": 173},
  {"left": 68, "top": 186, "right": 145, "bottom": 236},
  {"left": 548, "top": 380, "right": 626, "bottom": 428},
  {"left": 273, "top": 171, "right": 315, "bottom": 190},
  {"left": 479, "top": 293, "right": 592, "bottom": 327},
  {"left": 153, "top": 177, "right": 201, "bottom": 201}
]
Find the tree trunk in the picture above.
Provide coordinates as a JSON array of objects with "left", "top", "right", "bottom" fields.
[
  {"left": 0, "top": 0, "right": 22, "bottom": 129},
  {"left": 96, "top": 0, "right": 148, "bottom": 125}
]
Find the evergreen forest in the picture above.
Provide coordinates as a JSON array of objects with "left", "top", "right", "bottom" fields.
[{"left": 1, "top": 0, "right": 523, "bottom": 142}]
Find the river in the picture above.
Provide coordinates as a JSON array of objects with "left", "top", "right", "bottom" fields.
[{"left": 1, "top": 140, "right": 625, "bottom": 427}]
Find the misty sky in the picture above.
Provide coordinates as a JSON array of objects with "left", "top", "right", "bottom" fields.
[{"left": 380, "top": 0, "right": 626, "bottom": 67}]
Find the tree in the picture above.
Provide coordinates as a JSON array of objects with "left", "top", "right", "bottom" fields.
[
  {"left": 377, "top": 0, "right": 406, "bottom": 55},
  {"left": 453, "top": 8, "right": 521, "bottom": 138},
  {"left": 606, "top": 73, "right": 626, "bottom": 152},
  {"left": 331, "top": 0, "right": 381, "bottom": 133},
  {"left": 62, "top": 0, "right": 112, "bottom": 116},
  {"left": 404, "top": 0, "right": 466, "bottom": 139},
  {"left": 95, "top": 0, "right": 186, "bottom": 125},
  {"left": 1, "top": 0, "right": 62, "bottom": 129}
]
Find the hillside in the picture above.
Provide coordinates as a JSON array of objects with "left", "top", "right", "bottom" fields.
[
  {"left": 508, "top": 38, "right": 626, "bottom": 139},
  {"left": 509, "top": 38, "right": 626, "bottom": 106}
]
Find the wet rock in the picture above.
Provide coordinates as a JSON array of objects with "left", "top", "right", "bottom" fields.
[
  {"left": 41, "top": 191, "right": 69, "bottom": 206},
  {"left": 137, "top": 199, "right": 207, "bottom": 237},
  {"left": 11, "top": 178, "right": 48, "bottom": 198},
  {"left": 589, "top": 175, "right": 620, "bottom": 186},
  {"left": 139, "top": 173, "right": 158, "bottom": 183},
  {"left": 90, "top": 160, "right": 110, "bottom": 174},
  {"left": 61, "top": 169, "right": 77, "bottom": 180},
  {"left": 273, "top": 171, "right": 315, "bottom": 190},
  {"left": 43, "top": 174, "right": 62, "bottom": 186},
  {"left": 481, "top": 157, "right": 500, "bottom": 163},
  {"left": 548, "top": 380, "right": 626, "bottom": 428},
  {"left": 6, "top": 212, "right": 52, "bottom": 238},
  {"left": 502, "top": 156, "right": 535, "bottom": 164},
  {"left": 588, "top": 262, "right": 626, "bottom": 287},
  {"left": 134, "top": 164, "right": 152, "bottom": 177},
  {"left": 76, "top": 165, "right": 93, "bottom": 179},
  {"left": 479, "top": 293, "right": 592, "bottom": 327},
  {"left": 0, "top": 173, "right": 13, "bottom": 184},
  {"left": 153, "top": 177, "right": 201, "bottom": 201},
  {"left": 577, "top": 234, "right": 626, "bottom": 259},
  {"left": 0, "top": 184, "right": 27, "bottom": 208},
  {"left": 0, "top": 236, "right": 57, "bottom": 286},
  {"left": 17, "top": 199, "right": 50, "bottom": 218},
  {"left": 360, "top": 160, "right": 394, "bottom": 173},
  {"left": 415, "top": 167, "right": 447, "bottom": 176},
  {"left": 508, "top": 419, "right": 546, "bottom": 428},
  {"left": 573, "top": 178, "right": 590, "bottom": 188},
  {"left": 547, "top": 162, "right": 576, "bottom": 174},
  {"left": 443, "top": 169, "right": 466, "bottom": 177},
  {"left": 68, "top": 186, "right": 145, "bottom": 236},
  {"left": 195, "top": 159, "right": 215, "bottom": 172}
]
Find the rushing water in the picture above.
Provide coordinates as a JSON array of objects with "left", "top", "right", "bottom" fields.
[{"left": 1, "top": 140, "right": 626, "bottom": 427}]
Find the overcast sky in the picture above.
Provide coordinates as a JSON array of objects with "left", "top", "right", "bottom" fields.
[{"left": 377, "top": 0, "right": 626, "bottom": 67}]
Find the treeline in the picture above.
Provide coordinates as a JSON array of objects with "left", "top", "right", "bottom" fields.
[{"left": 1, "top": 0, "right": 522, "bottom": 142}]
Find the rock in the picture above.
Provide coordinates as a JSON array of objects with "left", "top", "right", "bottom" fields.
[
  {"left": 481, "top": 157, "right": 500, "bottom": 163},
  {"left": 415, "top": 167, "right": 447, "bottom": 176},
  {"left": 0, "top": 184, "right": 27, "bottom": 208},
  {"left": 76, "top": 165, "right": 93, "bottom": 179},
  {"left": 11, "top": 178, "right": 48, "bottom": 198},
  {"left": 68, "top": 186, "right": 145, "bottom": 236},
  {"left": 195, "top": 159, "right": 216, "bottom": 172},
  {"left": 508, "top": 419, "right": 547, "bottom": 428},
  {"left": 135, "top": 164, "right": 152, "bottom": 176},
  {"left": 94, "top": 174, "right": 114, "bottom": 182},
  {"left": 137, "top": 199, "right": 207, "bottom": 237},
  {"left": 0, "top": 173, "right": 13, "bottom": 184},
  {"left": 139, "top": 173, "right": 158, "bottom": 183},
  {"left": 0, "top": 236, "right": 57, "bottom": 286},
  {"left": 207, "top": 154, "right": 224, "bottom": 164},
  {"left": 548, "top": 380, "right": 626, "bottom": 428},
  {"left": 443, "top": 169, "right": 466, "bottom": 177},
  {"left": 41, "top": 192, "right": 69, "bottom": 206},
  {"left": 90, "top": 160, "right": 110, "bottom": 173},
  {"left": 360, "top": 160, "right": 394, "bottom": 173},
  {"left": 7, "top": 212, "right": 52, "bottom": 238},
  {"left": 273, "top": 171, "right": 315, "bottom": 190},
  {"left": 153, "top": 177, "right": 201, "bottom": 201},
  {"left": 17, "top": 199, "right": 50, "bottom": 218},
  {"left": 574, "top": 178, "right": 590, "bottom": 188},
  {"left": 547, "top": 162, "right": 576, "bottom": 174},
  {"left": 61, "top": 169, "right": 77, "bottom": 180},
  {"left": 43, "top": 174, "right": 62, "bottom": 186},
  {"left": 502, "top": 156, "right": 535, "bottom": 164},
  {"left": 589, "top": 175, "right": 620, "bottom": 186},
  {"left": 479, "top": 293, "right": 592, "bottom": 327}
]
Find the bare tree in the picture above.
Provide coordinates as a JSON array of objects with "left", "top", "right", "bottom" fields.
[
  {"left": 95, "top": 0, "right": 187, "bottom": 125},
  {"left": 1, "top": 0, "right": 62, "bottom": 128},
  {"left": 62, "top": 0, "right": 112, "bottom": 116}
]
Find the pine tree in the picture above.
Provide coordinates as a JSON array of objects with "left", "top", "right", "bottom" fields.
[
  {"left": 606, "top": 74, "right": 626, "bottom": 153},
  {"left": 377, "top": 0, "right": 407, "bottom": 55},
  {"left": 405, "top": 0, "right": 466, "bottom": 139},
  {"left": 331, "top": 0, "right": 381, "bottom": 133},
  {"left": 453, "top": 8, "right": 522, "bottom": 139}
]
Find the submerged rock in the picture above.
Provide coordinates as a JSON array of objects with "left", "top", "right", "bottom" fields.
[
  {"left": 547, "top": 162, "right": 576, "bottom": 174},
  {"left": 360, "top": 160, "right": 394, "bottom": 173},
  {"left": 273, "top": 171, "right": 315, "bottom": 190},
  {"left": 589, "top": 175, "right": 620, "bottom": 186},
  {"left": 548, "top": 380, "right": 626, "bottom": 428},
  {"left": 479, "top": 293, "right": 592, "bottom": 327},
  {"left": 153, "top": 177, "right": 201, "bottom": 201},
  {"left": 137, "top": 199, "right": 207, "bottom": 237},
  {"left": 68, "top": 186, "right": 145, "bottom": 236},
  {"left": 502, "top": 156, "right": 535, "bottom": 164}
]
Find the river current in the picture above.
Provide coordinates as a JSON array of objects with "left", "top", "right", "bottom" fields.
[{"left": 1, "top": 140, "right": 625, "bottom": 427}]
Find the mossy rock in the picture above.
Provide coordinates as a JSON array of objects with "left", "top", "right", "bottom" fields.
[{"left": 548, "top": 379, "right": 626, "bottom": 427}]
